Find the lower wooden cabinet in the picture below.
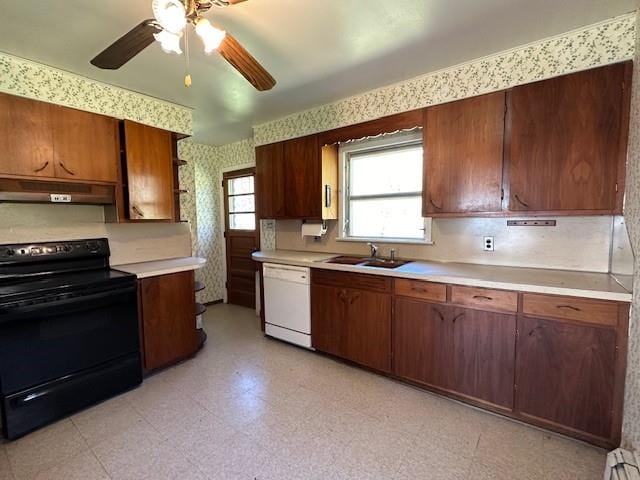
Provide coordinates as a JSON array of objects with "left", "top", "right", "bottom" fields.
[
  {"left": 311, "top": 276, "right": 391, "bottom": 372},
  {"left": 515, "top": 315, "right": 620, "bottom": 442},
  {"left": 139, "top": 271, "right": 198, "bottom": 371},
  {"left": 393, "top": 298, "right": 515, "bottom": 410},
  {"left": 308, "top": 270, "right": 629, "bottom": 448}
]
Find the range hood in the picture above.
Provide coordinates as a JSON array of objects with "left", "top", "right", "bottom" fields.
[{"left": 0, "top": 178, "right": 115, "bottom": 205}]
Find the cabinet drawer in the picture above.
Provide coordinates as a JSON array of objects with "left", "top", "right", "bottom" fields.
[
  {"left": 311, "top": 269, "right": 391, "bottom": 293},
  {"left": 394, "top": 279, "right": 446, "bottom": 303},
  {"left": 450, "top": 285, "right": 517, "bottom": 313},
  {"left": 522, "top": 293, "right": 619, "bottom": 327}
]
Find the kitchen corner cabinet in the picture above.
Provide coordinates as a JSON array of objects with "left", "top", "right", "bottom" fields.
[
  {"left": 423, "top": 91, "right": 505, "bottom": 216},
  {"left": 255, "top": 135, "right": 338, "bottom": 220},
  {"left": 119, "top": 120, "right": 176, "bottom": 221},
  {"left": 504, "top": 62, "right": 631, "bottom": 214},
  {"left": 138, "top": 270, "right": 198, "bottom": 372},
  {"left": 311, "top": 270, "right": 392, "bottom": 372},
  {"left": 0, "top": 93, "right": 119, "bottom": 183}
]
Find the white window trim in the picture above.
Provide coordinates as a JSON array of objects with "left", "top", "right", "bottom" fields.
[{"left": 337, "top": 131, "right": 433, "bottom": 245}]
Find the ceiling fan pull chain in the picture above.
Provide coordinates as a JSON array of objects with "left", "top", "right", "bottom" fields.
[{"left": 184, "top": 25, "right": 192, "bottom": 87}]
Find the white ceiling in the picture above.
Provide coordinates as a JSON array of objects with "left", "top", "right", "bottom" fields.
[{"left": 0, "top": 0, "right": 635, "bottom": 145}]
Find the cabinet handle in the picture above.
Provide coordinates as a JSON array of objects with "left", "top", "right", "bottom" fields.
[
  {"left": 58, "top": 162, "right": 76, "bottom": 176},
  {"left": 473, "top": 295, "right": 493, "bottom": 301},
  {"left": 33, "top": 161, "right": 49, "bottom": 173},
  {"left": 132, "top": 205, "right": 145, "bottom": 218},
  {"left": 338, "top": 290, "right": 348, "bottom": 302},
  {"left": 557, "top": 305, "right": 581, "bottom": 312},
  {"left": 514, "top": 194, "right": 529, "bottom": 209},
  {"left": 528, "top": 325, "right": 545, "bottom": 336},
  {"left": 349, "top": 292, "right": 361, "bottom": 305},
  {"left": 452, "top": 313, "right": 465, "bottom": 323},
  {"left": 433, "top": 308, "right": 445, "bottom": 322},
  {"left": 429, "top": 197, "right": 443, "bottom": 211}
]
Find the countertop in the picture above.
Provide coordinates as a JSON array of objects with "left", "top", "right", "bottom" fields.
[
  {"left": 115, "top": 256, "right": 206, "bottom": 279},
  {"left": 253, "top": 250, "right": 633, "bottom": 302}
]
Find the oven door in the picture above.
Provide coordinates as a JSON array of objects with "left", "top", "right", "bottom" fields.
[{"left": 0, "top": 283, "right": 140, "bottom": 395}]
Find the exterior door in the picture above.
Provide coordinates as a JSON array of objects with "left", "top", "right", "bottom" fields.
[{"left": 223, "top": 168, "right": 260, "bottom": 308}]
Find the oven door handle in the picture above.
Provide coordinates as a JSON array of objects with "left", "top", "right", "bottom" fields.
[{"left": 0, "top": 285, "right": 137, "bottom": 322}]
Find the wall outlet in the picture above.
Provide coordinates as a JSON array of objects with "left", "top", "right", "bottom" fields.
[{"left": 483, "top": 236, "right": 494, "bottom": 251}]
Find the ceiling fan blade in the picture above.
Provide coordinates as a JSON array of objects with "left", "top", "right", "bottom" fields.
[
  {"left": 217, "top": 33, "right": 276, "bottom": 91},
  {"left": 91, "top": 20, "right": 161, "bottom": 70},
  {"left": 227, "top": 0, "right": 248, "bottom": 4}
]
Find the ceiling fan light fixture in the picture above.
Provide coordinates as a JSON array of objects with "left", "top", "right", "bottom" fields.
[
  {"left": 154, "top": 29, "right": 183, "bottom": 54},
  {"left": 194, "top": 18, "right": 226, "bottom": 53},
  {"left": 152, "top": 0, "right": 187, "bottom": 34}
]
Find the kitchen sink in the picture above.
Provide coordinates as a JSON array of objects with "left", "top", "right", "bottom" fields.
[
  {"left": 325, "top": 256, "right": 369, "bottom": 265},
  {"left": 325, "top": 256, "right": 408, "bottom": 269},
  {"left": 361, "top": 259, "right": 409, "bottom": 269}
]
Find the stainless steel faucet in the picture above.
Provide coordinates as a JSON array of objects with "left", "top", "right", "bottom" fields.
[
  {"left": 390, "top": 248, "right": 397, "bottom": 262},
  {"left": 367, "top": 242, "right": 378, "bottom": 259}
]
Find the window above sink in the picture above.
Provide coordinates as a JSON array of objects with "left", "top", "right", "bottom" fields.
[{"left": 338, "top": 131, "right": 432, "bottom": 245}]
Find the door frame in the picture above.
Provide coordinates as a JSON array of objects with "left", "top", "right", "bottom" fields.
[{"left": 218, "top": 163, "right": 257, "bottom": 306}]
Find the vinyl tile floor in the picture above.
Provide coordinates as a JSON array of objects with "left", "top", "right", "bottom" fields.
[{"left": 0, "top": 304, "right": 608, "bottom": 480}]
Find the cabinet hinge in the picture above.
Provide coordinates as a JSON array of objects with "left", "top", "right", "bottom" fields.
[
  {"left": 501, "top": 188, "right": 505, "bottom": 201},
  {"left": 221, "top": 180, "right": 225, "bottom": 188}
]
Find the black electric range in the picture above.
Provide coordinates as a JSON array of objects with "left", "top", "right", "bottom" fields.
[{"left": 0, "top": 238, "right": 142, "bottom": 439}]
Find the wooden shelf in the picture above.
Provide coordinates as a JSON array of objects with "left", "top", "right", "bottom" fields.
[
  {"left": 174, "top": 189, "right": 188, "bottom": 194},
  {"left": 194, "top": 281, "right": 205, "bottom": 293},
  {"left": 173, "top": 158, "right": 187, "bottom": 167},
  {"left": 197, "top": 328, "right": 207, "bottom": 350},
  {"left": 196, "top": 303, "right": 207, "bottom": 316}
]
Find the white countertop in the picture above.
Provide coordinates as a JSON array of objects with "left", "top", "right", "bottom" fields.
[
  {"left": 253, "top": 250, "right": 632, "bottom": 302},
  {"left": 115, "top": 256, "right": 206, "bottom": 279}
]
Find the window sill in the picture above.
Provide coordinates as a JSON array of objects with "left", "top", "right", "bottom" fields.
[{"left": 335, "top": 237, "right": 434, "bottom": 246}]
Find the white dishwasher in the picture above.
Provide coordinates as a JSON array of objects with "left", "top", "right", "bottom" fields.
[{"left": 263, "top": 263, "right": 313, "bottom": 349}]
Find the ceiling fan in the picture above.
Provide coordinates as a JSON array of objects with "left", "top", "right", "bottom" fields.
[{"left": 90, "top": 0, "right": 276, "bottom": 91}]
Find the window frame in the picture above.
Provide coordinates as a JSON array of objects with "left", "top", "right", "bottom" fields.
[
  {"left": 225, "top": 171, "right": 257, "bottom": 232},
  {"left": 338, "top": 131, "right": 432, "bottom": 244}
]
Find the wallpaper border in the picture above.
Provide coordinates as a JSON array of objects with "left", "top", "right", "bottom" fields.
[
  {"left": 253, "top": 12, "right": 636, "bottom": 146},
  {"left": 0, "top": 51, "right": 193, "bottom": 135}
]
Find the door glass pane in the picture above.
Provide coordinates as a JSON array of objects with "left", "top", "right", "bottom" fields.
[
  {"left": 228, "top": 176, "right": 254, "bottom": 195},
  {"left": 229, "top": 194, "right": 255, "bottom": 213},
  {"left": 349, "top": 196, "right": 423, "bottom": 239},
  {"left": 349, "top": 145, "right": 422, "bottom": 196},
  {"left": 229, "top": 213, "right": 256, "bottom": 230}
]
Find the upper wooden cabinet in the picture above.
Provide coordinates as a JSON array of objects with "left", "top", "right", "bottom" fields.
[
  {"left": 50, "top": 106, "right": 119, "bottom": 183},
  {"left": 423, "top": 91, "right": 505, "bottom": 215},
  {"left": 0, "top": 93, "right": 118, "bottom": 183},
  {"left": 0, "top": 93, "right": 55, "bottom": 178},
  {"left": 504, "top": 62, "right": 631, "bottom": 214},
  {"left": 256, "top": 134, "right": 338, "bottom": 220},
  {"left": 121, "top": 121, "right": 175, "bottom": 221},
  {"left": 256, "top": 142, "right": 286, "bottom": 219}
]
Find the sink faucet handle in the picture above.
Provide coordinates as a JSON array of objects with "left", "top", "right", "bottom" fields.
[{"left": 367, "top": 242, "right": 378, "bottom": 258}]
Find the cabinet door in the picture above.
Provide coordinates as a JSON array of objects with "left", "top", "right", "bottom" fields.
[
  {"left": 140, "top": 271, "right": 197, "bottom": 371},
  {"left": 516, "top": 316, "right": 617, "bottom": 440},
  {"left": 449, "top": 306, "right": 516, "bottom": 409},
  {"left": 255, "top": 142, "right": 286, "bottom": 218},
  {"left": 393, "top": 298, "right": 449, "bottom": 388},
  {"left": 51, "top": 106, "right": 119, "bottom": 183},
  {"left": 311, "top": 284, "right": 347, "bottom": 357},
  {"left": 283, "top": 135, "right": 321, "bottom": 219},
  {"left": 505, "top": 62, "right": 630, "bottom": 213},
  {"left": 124, "top": 121, "right": 175, "bottom": 220},
  {"left": 423, "top": 92, "right": 505, "bottom": 214},
  {"left": 0, "top": 93, "right": 55, "bottom": 178},
  {"left": 344, "top": 288, "right": 391, "bottom": 372}
]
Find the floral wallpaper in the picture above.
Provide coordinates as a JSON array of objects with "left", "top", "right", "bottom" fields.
[
  {"left": 179, "top": 138, "right": 275, "bottom": 304},
  {"left": 254, "top": 13, "right": 636, "bottom": 146},
  {"left": 622, "top": 4, "right": 640, "bottom": 453},
  {"left": 0, "top": 52, "right": 192, "bottom": 135}
]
